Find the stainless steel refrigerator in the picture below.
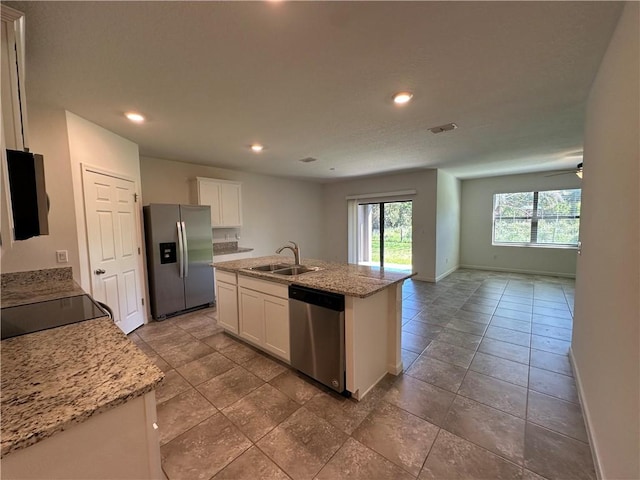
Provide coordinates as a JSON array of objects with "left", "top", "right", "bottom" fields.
[{"left": 143, "top": 204, "right": 214, "bottom": 320}]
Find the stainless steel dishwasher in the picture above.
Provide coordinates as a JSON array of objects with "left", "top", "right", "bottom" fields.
[{"left": 289, "top": 285, "right": 346, "bottom": 393}]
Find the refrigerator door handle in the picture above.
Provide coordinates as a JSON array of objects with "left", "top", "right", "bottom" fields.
[
  {"left": 181, "top": 221, "right": 189, "bottom": 277},
  {"left": 177, "top": 221, "right": 184, "bottom": 278}
]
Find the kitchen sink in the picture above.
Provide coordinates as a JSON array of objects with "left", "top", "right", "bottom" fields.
[
  {"left": 245, "top": 264, "right": 322, "bottom": 276},
  {"left": 247, "top": 263, "right": 291, "bottom": 272},
  {"left": 271, "top": 266, "right": 322, "bottom": 276}
]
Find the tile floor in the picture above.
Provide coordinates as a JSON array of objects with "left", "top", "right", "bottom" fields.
[{"left": 129, "top": 269, "right": 596, "bottom": 480}]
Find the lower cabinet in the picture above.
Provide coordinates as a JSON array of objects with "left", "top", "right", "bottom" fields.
[
  {"left": 215, "top": 270, "right": 239, "bottom": 333},
  {"left": 238, "top": 276, "right": 290, "bottom": 362}
]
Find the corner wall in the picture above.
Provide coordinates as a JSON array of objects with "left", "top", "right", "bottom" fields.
[
  {"left": 460, "top": 171, "right": 581, "bottom": 276},
  {"left": 435, "top": 170, "right": 461, "bottom": 280},
  {"left": 1, "top": 104, "right": 81, "bottom": 279},
  {"left": 322, "top": 170, "right": 437, "bottom": 281},
  {"left": 572, "top": 3, "right": 639, "bottom": 478},
  {"left": 139, "top": 156, "right": 325, "bottom": 259}
]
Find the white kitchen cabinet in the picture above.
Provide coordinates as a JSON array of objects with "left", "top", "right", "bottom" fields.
[
  {"left": 215, "top": 270, "right": 239, "bottom": 334},
  {"left": 196, "top": 177, "right": 242, "bottom": 228},
  {"left": 238, "top": 276, "right": 290, "bottom": 362}
]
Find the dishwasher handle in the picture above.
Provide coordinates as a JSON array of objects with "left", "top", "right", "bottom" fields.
[{"left": 289, "top": 285, "right": 345, "bottom": 311}]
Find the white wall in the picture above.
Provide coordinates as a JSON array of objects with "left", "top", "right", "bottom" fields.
[
  {"left": 65, "top": 111, "right": 143, "bottom": 291},
  {"left": 1, "top": 104, "right": 81, "bottom": 278},
  {"left": 139, "top": 156, "right": 325, "bottom": 260},
  {"left": 572, "top": 3, "right": 639, "bottom": 479},
  {"left": 460, "top": 171, "right": 581, "bottom": 276},
  {"left": 435, "top": 170, "right": 461, "bottom": 280},
  {"left": 322, "top": 170, "right": 438, "bottom": 281}
]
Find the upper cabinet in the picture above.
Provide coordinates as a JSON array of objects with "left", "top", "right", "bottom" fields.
[
  {"left": 1, "top": 5, "right": 28, "bottom": 151},
  {"left": 196, "top": 177, "right": 242, "bottom": 228}
]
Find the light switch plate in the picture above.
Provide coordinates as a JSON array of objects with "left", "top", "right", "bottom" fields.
[{"left": 56, "top": 250, "right": 68, "bottom": 263}]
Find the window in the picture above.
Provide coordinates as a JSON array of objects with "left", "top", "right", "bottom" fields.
[{"left": 493, "top": 189, "right": 581, "bottom": 247}]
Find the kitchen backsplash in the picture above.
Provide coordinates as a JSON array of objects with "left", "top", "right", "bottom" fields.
[
  {"left": 212, "top": 241, "right": 239, "bottom": 254},
  {"left": 1, "top": 267, "right": 73, "bottom": 289}
]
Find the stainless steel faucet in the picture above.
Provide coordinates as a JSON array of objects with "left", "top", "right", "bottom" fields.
[{"left": 276, "top": 241, "right": 301, "bottom": 266}]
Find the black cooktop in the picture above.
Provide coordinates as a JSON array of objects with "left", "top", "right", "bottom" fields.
[{"left": 1, "top": 294, "right": 108, "bottom": 340}]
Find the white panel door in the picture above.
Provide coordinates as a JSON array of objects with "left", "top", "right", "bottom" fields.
[{"left": 83, "top": 169, "right": 144, "bottom": 334}]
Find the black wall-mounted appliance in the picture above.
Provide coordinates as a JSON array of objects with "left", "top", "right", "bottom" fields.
[{"left": 6, "top": 149, "right": 49, "bottom": 240}]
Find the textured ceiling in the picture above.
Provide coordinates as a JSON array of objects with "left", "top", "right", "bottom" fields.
[{"left": 11, "top": 1, "right": 623, "bottom": 181}]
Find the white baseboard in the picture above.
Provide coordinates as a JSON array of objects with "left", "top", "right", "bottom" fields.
[
  {"left": 412, "top": 275, "right": 435, "bottom": 283},
  {"left": 435, "top": 265, "right": 459, "bottom": 282},
  {"left": 459, "top": 264, "right": 576, "bottom": 278},
  {"left": 569, "top": 347, "right": 603, "bottom": 480}
]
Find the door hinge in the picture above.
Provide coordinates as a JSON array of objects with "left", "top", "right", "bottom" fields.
[
  {"left": 141, "top": 298, "right": 144, "bottom": 306},
  {"left": 138, "top": 247, "right": 141, "bottom": 255},
  {"left": 134, "top": 193, "right": 138, "bottom": 203}
]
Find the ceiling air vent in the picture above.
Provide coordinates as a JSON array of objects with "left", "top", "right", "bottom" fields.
[
  {"left": 429, "top": 123, "right": 458, "bottom": 134},
  {"left": 299, "top": 157, "right": 317, "bottom": 163}
]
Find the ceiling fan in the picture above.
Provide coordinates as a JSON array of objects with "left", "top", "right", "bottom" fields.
[{"left": 545, "top": 162, "right": 583, "bottom": 178}]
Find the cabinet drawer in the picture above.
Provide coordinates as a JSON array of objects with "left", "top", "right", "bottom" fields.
[
  {"left": 238, "top": 275, "right": 288, "bottom": 299},
  {"left": 216, "top": 270, "right": 237, "bottom": 285}
]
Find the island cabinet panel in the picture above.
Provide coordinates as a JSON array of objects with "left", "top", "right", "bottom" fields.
[
  {"left": 238, "top": 287, "right": 264, "bottom": 345},
  {"left": 345, "top": 289, "right": 390, "bottom": 400},
  {"left": 196, "top": 177, "right": 242, "bottom": 228},
  {"left": 1, "top": 392, "right": 162, "bottom": 480},
  {"left": 263, "top": 295, "right": 290, "bottom": 360},
  {"left": 215, "top": 270, "right": 239, "bottom": 333},
  {"left": 236, "top": 275, "right": 290, "bottom": 362}
]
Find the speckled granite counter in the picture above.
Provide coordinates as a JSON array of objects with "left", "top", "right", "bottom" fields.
[
  {"left": 213, "top": 241, "right": 253, "bottom": 257},
  {"left": 1, "top": 268, "right": 164, "bottom": 458},
  {"left": 213, "top": 255, "right": 415, "bottom": 298},
  {"left": 1, "top": 267, "right": 85, "bottom": 308}
]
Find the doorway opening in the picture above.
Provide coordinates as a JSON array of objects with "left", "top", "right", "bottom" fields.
[{"left": 356, "top": 200, "right": 412, "bottom": 270}]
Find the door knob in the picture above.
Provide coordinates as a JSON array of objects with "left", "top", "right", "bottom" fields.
[{"left": 94, "top": 269, "right": 106, "bottom": 275}]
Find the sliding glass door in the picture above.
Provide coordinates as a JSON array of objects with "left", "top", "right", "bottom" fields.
[{"left": 356, "top": 200, "right": 412, "bottom": 270}]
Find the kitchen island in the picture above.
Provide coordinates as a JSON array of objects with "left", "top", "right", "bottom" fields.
[
  {"left": 1, "top": 268, "right": 164, "bottom": 479},
  {"left": 214, "top": 256, "right": 415, "bottom": 400}
]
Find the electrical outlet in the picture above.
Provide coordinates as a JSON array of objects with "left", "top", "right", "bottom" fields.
[{"left": 56, "top": 250, "right": 68, "bottom": 263}]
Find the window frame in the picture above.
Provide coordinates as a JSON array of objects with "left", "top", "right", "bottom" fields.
[{"left": 492, "top": 188, "right": 581, "bottom": 249}]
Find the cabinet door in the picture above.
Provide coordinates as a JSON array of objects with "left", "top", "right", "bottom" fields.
[
  {"left": 239, "top": 287, "right": 264, "bottom": 345},
  {"left": 197, "top": 180, "right": 222, "bottom": 227},
  {"left": 220, "top": 183, "right": 242, "bottom": 227},
  {"left": 216, "top": 281, "right": 238, "bottom": 333},
  {"left": 263, "top": 295, "right": 290, "bottom": 361}
]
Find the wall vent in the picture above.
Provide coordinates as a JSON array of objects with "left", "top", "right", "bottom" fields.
[{"left": 429, "top": 123, "right": 458, "bottom": 134}]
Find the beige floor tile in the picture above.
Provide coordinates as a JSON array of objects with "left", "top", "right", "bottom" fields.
[
  {"left": 305, "top": 390, "right": 378, "bottom": 435},
  {"left": 384, "top": 374, "right": 455, "bottom": 427},
  {"left": 490, "top": 316, "right": 532, "bottom": 333},
  {"left": 353, "top": 402, "right": 439, "bottom": 476},
  {"left": 156, "top": 388, "right": 217, "bottom": 445},
  {"left": 485, "top": 325, "right": 531, "bottom": 347},
  {"left": 529, "top": 367, "right": 578, "bottom": 403},
  {"left": 155, "top": 369, "right": 191, "bottom": 404},
  {"left": 446, "top": 317, "right": 489, "bottom": 336},
  {"left": 424, "top": 340, "right": 476, "bottom": 368},
  {"left": 401, "top": 348, "right": 420, "bottom": 370},
  {"left": 470, "top": 352, "right": 529, "bottom": 387},
  {"left": 242, "top": 354, "right": 287, "bottom": 381},
  {"left": 444, "top": 396, "right": 526, "bottom": 464},
  {"left": 478, "top": 337, "right": 530, "bottom": 364},
  {"left": 401, "top": 330, "right": 433, "bottom": 353},
  {"left": 317, "top": 437, "right": 414, "bottom": 480},
  {"left": 257, "top": 407, "right": 347, "bottom": 480},
  {"left": 524, "top": 422, "right": 595, "bottom": 480},
  {"left": 527, "top": 391, "right": 588, "bottom": 442},
  {"left": 269, "top": 370, "right": 323, "bottom": 404},
  {"left": 197, "top": 366, "right": 264, "bottom": 409},
  {"left": 161, "top": 413, "right": 251, "bottom": 479},
  {"left": 458, "top": 371, "right": 528, "bottom": 418},
  {"left": 213, "top": 446, "right": 289, "bottom": 479},
  {"left": 176, "top": 351, "right": 235, "bottom": 386},
  {"left": 420, "top": 429, "right": 523, "bottom": 479},
  {"left": 403, "top": 320, "right": 443, "bottom": 338},
  {"left": 530, "top": 349, "right": 573, "bottom": 377},
  {"left": 531, "top": 335, "right": 571, "bottom": 355},
  {"left": 218, "top": 341, "right": 260, "bottom": 363},
  {"left": 406, "top": 355, "right": 468, "bottom": 392},
  {"left": 160, "top": 340, "right": 216, "bottom": 368},
  {"left": 436, "top": 328, "right": 483, "bottom": 351},
  {"left": 222, "top": 383, "right": 300, "bottom": 442},
  {"left": 531, "top": 323, "right": 572, "bottom": 341}
]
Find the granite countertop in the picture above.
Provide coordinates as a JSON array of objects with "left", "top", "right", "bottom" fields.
[
  {"left": 216, "top": 246, "right": 254, "bottom": 256},
  {"left": 212, "top": 241, "right": 253, "bottom": 257},
  {"left": 214, "top": 255, "right": 415, "bottom": 298},
  {"left": 1, "top": 268, "right": 85, "bottom": 308},
  {"left": 0, "top": 268, "right": 164, "bottom": 457}
]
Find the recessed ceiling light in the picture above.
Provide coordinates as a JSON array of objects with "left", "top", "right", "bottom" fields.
[
  {"left": 125, "top": 112, "right": 145, "bottom": 123},
  {"left": 393, "top": 92, "right": 413, "bottom": 105},
  {"left": 250, "top": 144, "right": 264, "bottom": 152}
]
